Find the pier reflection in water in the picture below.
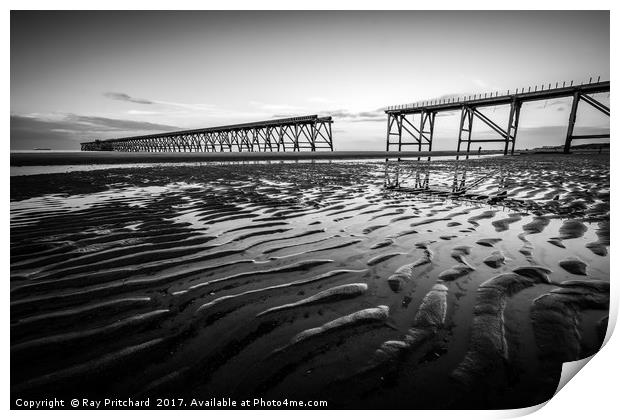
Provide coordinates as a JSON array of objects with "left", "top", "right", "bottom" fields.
[{"left": 384, "top": 157, "right": 508, "bottom": 198}]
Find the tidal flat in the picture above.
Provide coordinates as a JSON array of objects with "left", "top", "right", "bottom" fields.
[{"left": 10, "top": 153, "right": 610, "bottom": 409}]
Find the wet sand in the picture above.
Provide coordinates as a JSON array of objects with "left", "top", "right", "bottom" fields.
[
  {"left": 10, "top": 153, "right": 609, "bottom": 409},
  {"left": 11, "top": 150, "right": 504, "bottom": 166}
]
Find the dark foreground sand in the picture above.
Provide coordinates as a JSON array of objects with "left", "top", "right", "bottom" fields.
[{"left": 10, "top": 154, "right": 609, "bottom": 409}]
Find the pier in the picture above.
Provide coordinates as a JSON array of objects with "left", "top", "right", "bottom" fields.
[
  {"left": 81, "top": 115, "right": 334, "bottom": 152},
  {"left": 385, "top": 79, "right": 610, "bottom": 155}
]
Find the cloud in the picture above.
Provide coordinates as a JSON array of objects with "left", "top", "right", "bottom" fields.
[
  {"left": 127, "top": 109, "right": 163, "bottom": 116},
  {"left": 436, "top": 110, "right": 460, "bottom": 117},
  {"left": 10, "top": 113, "right": 182, "bottom": 149},
  {"left": 63, "top": 114, "right": 181, "bottom": 132},
  {"left": 272, "top": 108, "right": 386, "bottom": 123},
  {"left": 325, "top": 110, "right": 358, "bottom": 119},
  {"left": 105, "top": 92, "right": 217, "bottom": 112},
  {"left": 319, "top": 108, "right": 386, "bottom": 122},
  {"left": 270, "top": 108, "right": 385, "bottom": 122},
  {"left": 259, "top": 99, "right": 390, "bottom": 123},
  {"left": 153, "top": 101, "right": 217, "bottom": 112},
  {"left": 103, "top": 92, "right": 154, "bottom": 105}
]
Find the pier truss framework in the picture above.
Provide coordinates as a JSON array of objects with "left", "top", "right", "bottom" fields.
[
  {"left": 385, "top": 79, "right": 610, "bottom": 155},
  {"left": 81, "top": 115, "right": 333, "bottom": 152}
]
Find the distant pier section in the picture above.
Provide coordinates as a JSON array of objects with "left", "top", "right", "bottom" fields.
[
  {"left": 81, "top": 115, "right": 334, "bottom": 152},
  {"left": 385, "top": 78, "right": 610, "bottom": 155}
]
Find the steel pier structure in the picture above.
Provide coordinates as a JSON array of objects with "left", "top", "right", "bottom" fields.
[
  {"left": 385, "top": 79, "right": 609, "bottom": 155},
  {"left": 81, "top": 115, "right": 334, "bottom": 152}
]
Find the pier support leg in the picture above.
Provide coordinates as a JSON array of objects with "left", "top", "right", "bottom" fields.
[
  {"left": 457, "top": 107, "right": 474, "bottom": 159},
  {"left": 326, "top": 120, "right": 333, "bottom": 151},
  {"left": 505, "top": 101, "right": 521, "bottom": 155},
  {"left": 427, "top": 112, "right": 435, "bottom": 153},
  {"left": 397, "top": 116, "right": 403, "bottom": 153},
  {"left": 417, "top": 113, "right": 424, "bottom": 161},
  {"left": 465, "top": 108, "right": 473, "bottom": 159},
  {"left": 510, "top": 102, "right": 522, "bottom": 155},
  {"left": 319, "top": 121, "right": 334, "bottom": 152},
  {"left": 420, "top": 111, "right": 435, "bottom": 160},
  {"left": 385, "top": 115, "right": 391, "bottom": 152},
  {"left": 457, "top": 107, "right": 466, "bottom": 160},
  {"left": 278, "top": 126, "right": 285, "bottom": 151},
  {"left": 311, "top": 124, "right": 317, "bottom": 152},
  {"left": 504, "top": 104, "right": 514, "bottom": 155},
  {"left": 565, "top": 92, "right": 580, "bottom": 154}
]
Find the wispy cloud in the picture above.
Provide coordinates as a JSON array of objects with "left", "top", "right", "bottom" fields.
[
  {"left": 104, "top": 92, "right": 216, "bottom": 112},
  {"left": 436, "top": 110, "right": 460, "bottom": 118},
  {"left": 63, "top": 114, "right": 181, "bottom": 132},
  {"left": 325, "top": 109, "right": 385, "bottom": 122},
  {"left": 273, "top": 108, "right": 385, "bottom": 123},
  {"left": 103, "top": 92, "right": 154, "bottom": 105},
  {"left": 127, "top": 110, "right": 164, "bottom": 116},
  {"left": 153, "top": 101, "right": 217, "bottom": 112}
]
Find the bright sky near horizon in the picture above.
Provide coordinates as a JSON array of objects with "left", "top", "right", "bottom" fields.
[{"left": 11, "top": 10, "right": 610, "bottom": 151}]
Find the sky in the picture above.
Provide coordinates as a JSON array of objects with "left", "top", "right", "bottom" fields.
[{"left": 10, "top": 10, "right": 610, "bottom": 151}]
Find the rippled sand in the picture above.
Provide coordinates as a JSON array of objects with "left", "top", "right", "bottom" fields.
[{"left": 10, "top": 154, "right": 610, "bottom": 409}]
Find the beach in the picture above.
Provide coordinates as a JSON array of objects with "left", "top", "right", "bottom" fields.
[{"left": 10, "top": 153, "right": 610, "bottom": 409}]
